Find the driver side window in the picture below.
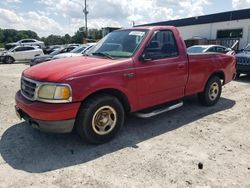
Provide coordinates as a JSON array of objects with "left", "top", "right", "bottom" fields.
[{"left": 145, "top": 30, "right": 179, "bottom": 60}]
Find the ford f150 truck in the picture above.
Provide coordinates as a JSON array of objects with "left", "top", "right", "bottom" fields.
[{"left": 15, "top": 26, "right": 236, "bottom": 144}]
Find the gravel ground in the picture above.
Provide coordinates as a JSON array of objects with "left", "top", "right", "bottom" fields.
[{"left": 0, "top": 64, "right": 249, "bottom": 188}]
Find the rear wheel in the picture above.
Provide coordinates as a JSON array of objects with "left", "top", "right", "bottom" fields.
[
  {"left": 75, "top": 94, "right": 125, "bottom": 144},
  {"left": 5, "top": 56, "right": 15, "bottom": 64},
  {"left": 198, "top": 76, "right": 222, "bottom": 106}
]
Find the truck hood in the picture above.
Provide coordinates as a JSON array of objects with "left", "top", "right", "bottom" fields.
[{"left": 23, "top": 56, "right": 122, "bottom": 82}]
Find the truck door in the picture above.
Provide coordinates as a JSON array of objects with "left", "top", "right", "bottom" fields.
[{"left": 134, "top": 30, "right": 188, "bottom": 109}]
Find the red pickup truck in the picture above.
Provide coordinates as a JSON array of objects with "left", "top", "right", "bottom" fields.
[{"left": 15, "top": 26, "right": 236, "bottom": 144}]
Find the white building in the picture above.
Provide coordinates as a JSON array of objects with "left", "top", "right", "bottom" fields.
[{"left": 140, "top": 8, "right": 250, "bottom": 49}]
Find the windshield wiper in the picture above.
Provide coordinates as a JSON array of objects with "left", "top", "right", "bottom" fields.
[{"left": 92, "top": 52, "right": 114, "bottom": 59}]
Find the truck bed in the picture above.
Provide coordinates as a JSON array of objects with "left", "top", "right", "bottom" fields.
[{"left": 185, "top": 53, "right": 236, "bottom": 96}]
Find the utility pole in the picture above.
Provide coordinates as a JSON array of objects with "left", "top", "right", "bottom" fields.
[{"left": 83, "top": 0, "right": 88, "bottom": 40}]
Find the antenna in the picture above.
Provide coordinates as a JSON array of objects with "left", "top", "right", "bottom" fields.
[{"left": 83, "top": 0, "right": 88, "bottom": 39}]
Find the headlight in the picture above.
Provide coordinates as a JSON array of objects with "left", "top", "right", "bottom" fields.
[{"left": 37, "top": 84, "right": 72, "bottom": 103}]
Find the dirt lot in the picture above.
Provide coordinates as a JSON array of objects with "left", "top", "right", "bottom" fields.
[{"left": 0, "top": 64, "right": 249, "bottom": 188}]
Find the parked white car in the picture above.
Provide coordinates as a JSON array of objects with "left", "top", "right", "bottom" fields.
[
  {"left": 6, "top": 39, "right": 45, "bottom": 49},
  {"left": 0, "top": 46, "right": 44, "bottom": 64}
]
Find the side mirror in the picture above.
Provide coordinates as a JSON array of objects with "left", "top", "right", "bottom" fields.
[{"left": 140, "top": 51, "right": 152, "bottom": 61}]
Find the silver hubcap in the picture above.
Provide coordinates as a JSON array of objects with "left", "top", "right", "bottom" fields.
[
  {"left": 209, "top": 82, "right": 219, "bottom": 101},
  {"left": 92, "top": 106, "right": 117, "bottom": 135}
]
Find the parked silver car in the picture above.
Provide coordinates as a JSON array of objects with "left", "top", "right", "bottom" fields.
[
  {"left": 6, "top": 39, "right": 45, "bottom": 49},
  {"left": 52, "top": 43, "right": 96, "bottom": 60},
  {"left": 30, "top": 45, "right": 78, "bottom": 66}
]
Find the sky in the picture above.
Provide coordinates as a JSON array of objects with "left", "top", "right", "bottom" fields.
[{"left": 0, "top": 0, "right": 250, "bottom": 37}]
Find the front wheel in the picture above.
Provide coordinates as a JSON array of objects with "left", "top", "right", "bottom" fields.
[
  {"left": 198, "top": 76, "right": 222, "bottom": 106},
  {"left": 4, "top": 56, "right": 15, "bottom": 64},
  {"left": 75, "top": 94, "right": 125, "bottom": 144}
]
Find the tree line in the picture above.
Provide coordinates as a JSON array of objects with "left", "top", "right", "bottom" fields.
[{"left": 0, "top": 27, "right": 103, "bottom": 48}]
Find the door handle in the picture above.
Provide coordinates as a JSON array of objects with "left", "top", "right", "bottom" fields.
[
  {"left": 177, "top": 64, "right": 185, "bottom": 69},
  {"left": 124, "top": 73, "right": 135, "bottom": 78}
]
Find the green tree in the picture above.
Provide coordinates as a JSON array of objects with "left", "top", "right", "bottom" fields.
[
  {"left": 71, "top": 27, "right": 86, "bottom": 44},
  {"left": 0, "top": 27, "right": 103, "bottom": 48},
  {"left": 88, "top": 29, "right": 102, "bottom": 40},
  {"left": 64, "top": 34, "right": 71, "bottom": 44},
  {"left": 0, "top": 28, "right": 3, "bottom": 43},
  {"left": 0, "top": 29, "right": 4, "bottom": 47}
]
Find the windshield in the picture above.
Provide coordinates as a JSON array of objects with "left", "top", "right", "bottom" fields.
[
  {"left": 88, "top": 29, "right": 147, "bottom": 58},
  {"left": 71, "top": 45, "right": 86, "bottom": 53},
  {"left": 50, "top": 49, "right": 62, "bottom": 55},
  {"left": 187, "top": 46, "right": 208, "bottom": 53},
  {"left": 8, "top": 47, "right": 16, "bottom": 52},
  {"left": 244, "top": 45, "right": 250, "bottom": 51}
]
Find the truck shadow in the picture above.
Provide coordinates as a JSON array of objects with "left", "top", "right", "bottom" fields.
[
  {"left": 235, "top": 75, "right": 250, "bottom": 83},
  {"left": 0, "top": 96, "right": 235, "bottom": 173}
]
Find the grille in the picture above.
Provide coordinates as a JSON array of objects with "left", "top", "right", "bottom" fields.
[
  {"left": 237, "top": 64, "right": 250, "bottom": 71},
  {"left": 236, "top": 57, "right": 250, "bottom": 65},
  {"left": 21, "top": 77, "right": 38, "bottom": 101}
]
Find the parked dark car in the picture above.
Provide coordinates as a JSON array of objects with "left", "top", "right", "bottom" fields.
[
  {"left": 236, "top": 44, "right": 250, "bottom": 77},
  {"left": 43, "top": 45, "right": 62, "bottom": 54},
  {"left": 52, "top": 43, "right": 96, "bottom": 60},
  {"left": 30, "top": 46, "right": 77, "bottom": 66}
]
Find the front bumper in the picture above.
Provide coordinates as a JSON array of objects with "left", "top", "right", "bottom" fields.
[
  {"left": 0, "top": 55, "right": 5, "bottom": 63},
  {"left": 237, "top": 64, "right": 250, "bottom": 74},
  {"left": 15, "top": 90, "right": 81, "bottom": 133},
  {"left": 15, "top": 106, "right": 74, "bottom": 133}
]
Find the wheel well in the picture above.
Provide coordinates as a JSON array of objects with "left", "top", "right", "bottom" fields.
[
  {"left": 5, "top": 55, "right": 14, "bottom": 60},
  {"left": 83, "top": 89, "right": 131, "bottom": 112},
  {"left": 4, "top": 55, "right": 15, "bottom": 62},
  {"left": 209, "top": 71, "right": 225, "bottom": 85}
]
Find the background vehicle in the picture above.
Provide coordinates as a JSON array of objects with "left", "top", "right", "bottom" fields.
[
  {"left": 52, "top": 43, "right": 96, "bottom": 60},
  {"left": 6, "top": 39, "right": 45, "bottom": 49},
  {"left": 43, "top": 44, "right": 80, "bottom": 54},
  {"left": 187, "top": 45, "right": 233, "bottom": 54},
  {"left": 30, "top": 46, "right": 78, "bottom": 66},
  {"left": 43, "top": 45, "right": 62, "bottom": 54},
  {"left": 1, "top": 46, "right": 44, "bottom": 64},
  {"left": 235, "top": 44, "right": 250, "bottom": 77},
  {"left": 15, "top": 26, "right": 236, "bottom": 144}
]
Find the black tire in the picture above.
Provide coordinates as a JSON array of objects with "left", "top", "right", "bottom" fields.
[
  {"left": 75, "top": 94, "right": 125, "bottom": 144},
  {"left": 236, "top": 73, "right": 241, "bottom": 78},
  {"left": 198, "top": 76, "right": 222, "bottom": 106},
  {"left": 4, "top": 56, "right": 15, "bottom": 64}
]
